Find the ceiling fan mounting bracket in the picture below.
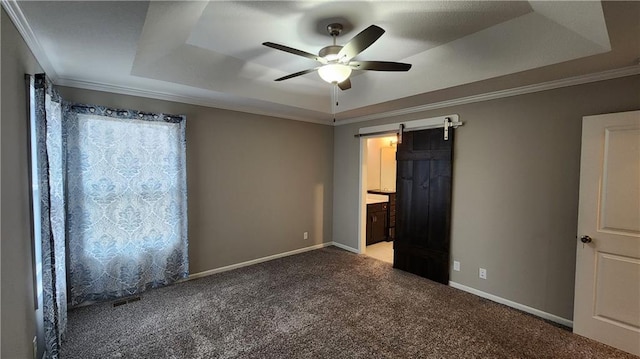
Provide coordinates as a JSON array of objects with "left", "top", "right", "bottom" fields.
[{"left": 326, "top": 23, "right": 343, "bottom": 38}]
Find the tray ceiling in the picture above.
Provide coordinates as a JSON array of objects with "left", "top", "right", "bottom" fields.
[{"left": 10, "top": 1, "right": 637, "bottom": 124}]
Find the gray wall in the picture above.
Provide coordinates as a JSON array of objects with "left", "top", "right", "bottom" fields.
[
  {"left": 1, "top": 8, "right": 43, "bottom": 357},
  {"left": 3, "top": 7, "right": 332, "bottom": 355},
  {"left": 332, "top": 75, "right": 640, "bottom": 320},
  {"left": 4, "top": 0, "right": 639, "bottom": 351},
  {"left": 57, "top": 87, "right": 334, "bottom": 274}
]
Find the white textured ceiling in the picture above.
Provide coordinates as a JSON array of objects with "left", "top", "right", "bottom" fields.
[{"left": 12, "top": 1, "right": 628, "bottom": 124}]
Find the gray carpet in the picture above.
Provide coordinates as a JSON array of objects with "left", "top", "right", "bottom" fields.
[{"left": 61, "top": 247, "right": 635, "bottom": 358}]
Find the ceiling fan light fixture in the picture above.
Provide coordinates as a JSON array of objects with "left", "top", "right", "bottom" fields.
[
  {"left": 318, "top": 63, "right": 352, "bottom": 84},
  {"left": 264, "top": 23, "right": 411, "bottom": 90}
]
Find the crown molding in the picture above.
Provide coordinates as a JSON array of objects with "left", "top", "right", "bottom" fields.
[
  {"left": 3, "top": 0, "right": 331, "bottom": 126},
  {"left": 2, "top": 0, "right": 58, "bottom": 80},
  {"left": 335, "top": 65, "right": 640, "bottom": 126},
  {"left": 6, "top": 0, "right": 637, "bottom": 128},
  {"left": 55, "top": 77, "right": 333, "bottom": 126}
]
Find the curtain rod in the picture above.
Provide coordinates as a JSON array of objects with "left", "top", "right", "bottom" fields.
[{"left": 70, "top": 105, "right": 183, "bottom": 121}]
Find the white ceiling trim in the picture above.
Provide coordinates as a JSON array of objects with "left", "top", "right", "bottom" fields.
[
  {"left": 2, "top": 0, "right": 58, "bottom": 80},
  {"left": 338, "top": 8, "right": 611, "bottom": 112},
  {"left": 3, "top": 0, "right": 327, "bottom": 126},
  {"left": 6, "top": 0, "right": 636, "bottom": 128},
  {"left": 46, "top": 66, "right": 640, "bottom": 128},
  {"left": 3, "top": 0, "right": 326, "bottom": 125},
  {"left": 55, "top": 77, "right": 332, "bottom": 126},
  {"left": 335, "top": 65, "right": 640, "bottom": 126}
]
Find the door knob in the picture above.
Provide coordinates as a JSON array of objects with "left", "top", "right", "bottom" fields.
[{"left": 580, "top": 235, "right": 592, "bottom": 244}]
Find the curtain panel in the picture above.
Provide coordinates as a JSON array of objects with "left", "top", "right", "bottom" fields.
[
  {"left": 33, "top": 73, "right": 67, "bottom": 358},
  {"left": 64, "top": 104, "right": 189, "bottom": 306}
]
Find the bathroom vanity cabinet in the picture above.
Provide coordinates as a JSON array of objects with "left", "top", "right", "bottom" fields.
[
  {"left": 387, "top": 192, "right": 396, "bottom": 240},
  {"left": 367, "top": 189, "right": 396, "bottom": 245},
  {"left": 366, "top": 202, "right": 388, "bottom": 245}
]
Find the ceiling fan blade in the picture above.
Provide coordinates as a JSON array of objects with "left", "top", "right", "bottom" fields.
[
  {"left": 274, "top": 68, "right": 319, "bottom": 82},
  {"left": 263, "top": 42, "right": 327, "bottom": 64},
  {"left": 337, "top": 25, "right": 385, "bottom": 63},
  {"left": 349, "top": 61, "right": 412, "bottom": 72},
  {"left": 338, "top": 78, "right": 351, "bottom": 91}
]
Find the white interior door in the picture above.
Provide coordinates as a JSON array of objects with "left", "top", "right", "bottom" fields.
[{"left": 573, "top": 110, "right": 640, "bottom": 356}]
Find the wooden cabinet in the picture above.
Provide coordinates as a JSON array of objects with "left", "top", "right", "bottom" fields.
[
  {"left": 388, "top": 193, "right": 396, "bottom": 240},
  {"left": 367, "top": 190, "right": 396, "bottom": 242},
  {"left": 366, "top": 202, "right": 388, "bottom": 245}
]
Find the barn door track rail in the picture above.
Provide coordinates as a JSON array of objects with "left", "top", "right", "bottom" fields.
[{"left": 354, "top": 115, "right": 463, "bottom": 141}]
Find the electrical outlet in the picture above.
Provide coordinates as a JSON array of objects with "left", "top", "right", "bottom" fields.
[
  {"left": 303, "top": 231, "right": 309, "bottom": 240},
  {"left": 453, "top": 261, "right": 460, "bottom": 271},
  {"left": 479, "top": 268, "right": 487, "bottom": 279}
]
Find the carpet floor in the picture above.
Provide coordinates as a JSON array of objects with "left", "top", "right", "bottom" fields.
[{"left": 61, "top": 247, "right": 635, "bottom": 358}]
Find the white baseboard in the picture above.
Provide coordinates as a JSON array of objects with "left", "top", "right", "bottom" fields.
[
  {"left": 448, "top": 281, "right": 573, "bottom": 328},
  {"left": 330, "top": 241, "right": 360, "bottom": 254},
  {"left": 186, "top": 247, "right": 574, "bottom": 329},
  {"left": 188, "top": 242, "right": 333, "bottom": 280},
  {"left": 188, "top": 246, "right": 574, "bottom": 329}
]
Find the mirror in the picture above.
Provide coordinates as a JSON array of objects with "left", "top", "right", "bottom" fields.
[{"left": 380, "top": 147, "right": 396, "bottom": 192}]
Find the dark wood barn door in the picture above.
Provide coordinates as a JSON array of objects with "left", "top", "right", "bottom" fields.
[{"left": 393, "top": 128, "right": 454, "bottom": 284}]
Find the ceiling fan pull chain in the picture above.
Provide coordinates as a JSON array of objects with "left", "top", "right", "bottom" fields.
[{"left": 331, "top": 84, "right": 337, "bottom": 121}]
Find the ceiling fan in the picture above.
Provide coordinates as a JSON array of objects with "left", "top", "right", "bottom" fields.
[{"left": 263, "top": 23, "right": 412, "bottom": 90}]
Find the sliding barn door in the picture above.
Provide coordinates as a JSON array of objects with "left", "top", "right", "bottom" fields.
[{"left": 394, "top": 128, "right": 454, "bottom": 284}]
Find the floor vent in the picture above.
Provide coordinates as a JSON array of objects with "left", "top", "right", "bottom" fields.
[
  {"left": 112, "top": 300, "right": 127, "bottom": 307},
  {"left": 112, "top": 296, "right": 141, "bottom": 307}
]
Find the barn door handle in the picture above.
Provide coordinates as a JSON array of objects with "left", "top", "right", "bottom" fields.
[{"left": 580, "top": 235, "right": 592, "bottom": 244}]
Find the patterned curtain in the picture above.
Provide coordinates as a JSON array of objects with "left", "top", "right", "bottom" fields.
[
  {"left": 33, "top": 73, "right": 67, "bottom": 358},
  {"left": 64, "top": 104, "right": 188, "bottom": 306}
]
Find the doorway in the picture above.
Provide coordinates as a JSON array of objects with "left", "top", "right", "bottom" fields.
[
  {"left": 357, "top": 115, "right": 461, "bottom": 282},
  {"left": 361, "top": 135, "right": 398, "bottom": 264}
]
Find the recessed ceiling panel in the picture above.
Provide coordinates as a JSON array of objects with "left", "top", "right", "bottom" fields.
[
  {"left": 338, "top": 7, "right": 612, "bottom": 112},
  {"left": 187, "top": 1, "right": 533, "bottom": 69},
  {"left": 17, "top": 1, "right": 149, "bottom": 80},
  {"left": 14, "top": 1, "right": 620, "bottom": 123}
]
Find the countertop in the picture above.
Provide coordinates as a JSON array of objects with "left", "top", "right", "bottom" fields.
[
  {"left": 367, "top": 189, "right": 396, "bottom": 195},
  {"left": 366, "top": 193, "right": 389, "bottom": 205}
]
